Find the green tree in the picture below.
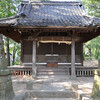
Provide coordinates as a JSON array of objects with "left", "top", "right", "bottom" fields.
[
  {"left": 0, "top": 0, "right": 20, "bottom": 18},
  {"left": 82, "top": 0, "right": 100, "bottom": 17},
  {"left": 8, "top": 40, "right": 21, "bottom": 65},
  {"left": 84, "top": 36, "right": 100, "bottom": 60},
  {"left": 82, "top": 0, "right": 100, "bottom": 60},
  {"left": 0, "top": 0, "right": 21, "bottom": 65}
]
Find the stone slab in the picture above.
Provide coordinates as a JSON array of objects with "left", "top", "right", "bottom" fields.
[
  {"left": 0, "top": 69, "right": 14, "bottom": 100},
  {"left": 0, "top": 69, "right": 11, "bottom": 76},
  {"left": 29, "top": 90, "right": 76, "bottom": 98},
  {"left": 26, "top": 98, "right": 78, "bottom": 100},
  {"left": 13, "top": 92, "right": 26, "bottom": 100},
  {"left": 0, "top": 75, "right": 11, "bottom": 82},
  {"left": 38, "top": 71, "right": 68, "bottom": 75}
]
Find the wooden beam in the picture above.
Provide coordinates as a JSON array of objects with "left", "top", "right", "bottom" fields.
[
  {"left": 17, "top": 27, "right": 94, "bottom": 33},
  {"left": 0, "top": 28, "right": 21, "bottom": 43},
  {"left": 25, "top": 36, "right": 81, "bottom": 42},
  {"left": 81, "top": 31, "right": 100, "bottom": 43},
  {"left": 17, "top": 26, "right": 94, "bottom": 30},
  {"left": 33, "top": 31, "right": 42, "bottom": 38}
]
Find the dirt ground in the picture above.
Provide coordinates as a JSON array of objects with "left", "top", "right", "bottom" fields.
[{"left": 83, "top": 60, "right": 98, "bottom": 67}]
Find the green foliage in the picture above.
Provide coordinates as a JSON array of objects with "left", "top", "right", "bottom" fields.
[
  {"left": 0, "top": 0, "right": 21, "bottom": 65},
  {"left": 82, "top": 0, "right": 100, "bottom": 17},
  {"left": 0, "top": 0, "right": 20, "bottom": 18},
  {"left": 14, "top": 59, "right": 20, "bottom": 65},
  {"left": 31, "top": 0, "right": 50, "bottom": 1},
  {"left": 84, "top": 36, "right": 100, "bottom": 60},
  {"left": 4, "top": 38, "right": 21, "bottom": 65},
  {"left": 82, "top": 0, "right": 100, "bottom": 60}
]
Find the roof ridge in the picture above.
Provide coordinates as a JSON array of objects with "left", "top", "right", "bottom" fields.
[
  {"left": 21, "top": 0, "right": 81, "bottom": 4},
  {"left": 21, "top": 1, "right": 82, "bottom": 7},
  {"left": 31, "top": 1, "right": 81, "bottom": 3}
]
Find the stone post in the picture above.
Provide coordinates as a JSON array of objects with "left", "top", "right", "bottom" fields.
[
  {"left": 92, "top": 59, "right": 100, "bottom": 99},
  {"left": 32, "top": 40, "right": 37, "bottom": 78},
  {"left": 0, "top": 34, "right": 14, "bottom": 100},
  {"left": 92, "top": 69, "right": 100, "bottom": 100}
]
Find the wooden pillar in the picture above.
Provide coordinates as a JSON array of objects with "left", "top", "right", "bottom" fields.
[
  {"left": 71, "top": 38, "right": 76, "bottom": 78},
  {"left": 32, "top": 40, "right": 37, "bottom": 78}
]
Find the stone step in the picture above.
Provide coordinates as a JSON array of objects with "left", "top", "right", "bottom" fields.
[
  {"left": 26, "top": 90, "right": 76, "bottom": 98},
  {"left": 36, "top": 75, "right": 70, "bottom": 80},
  {"left": 38, "top": 66, "right": 68, "bottom": 70},
  {"left": 37, "top": 71, "right": 68, "bottom": 75},
  {"left": 38, "top": 68, "right": 68, "bottom": 72},
  {"left": 26, "top": 98, "right": 78, "bottom": 100}
]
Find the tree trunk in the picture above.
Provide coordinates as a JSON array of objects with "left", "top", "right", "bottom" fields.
[
  {"left": 89, "top": 48, "right": 92, "bottom": 58},
  {"left": 6, "top": 37, "right": 10, "bottom": 66},
  {"left": 0, "top": 35, "right": 4, "bottom": 57},
  {"left": 0, "top": 34, "right": 6, "bottom": 68}
]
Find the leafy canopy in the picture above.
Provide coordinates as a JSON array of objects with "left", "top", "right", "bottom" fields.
[
  {"left": 82, "top": 0, "right": 100, "bottom": 17},
  {"left": 0, "top": 0, "right": 20, "bottom": 18}
]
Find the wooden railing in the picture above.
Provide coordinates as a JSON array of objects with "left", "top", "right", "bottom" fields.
[
  {"left": 8, "top": 66, "right": 32, "bottom": 76},
  {"left": 69, "top": 67, "right": 97, "bottom": 77},
  {"left": 8, "top": 66, "right": 97, "bottom": 77}
]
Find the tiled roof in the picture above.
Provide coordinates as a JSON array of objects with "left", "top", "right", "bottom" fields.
[
  {"left": 0, "top": 16, "right": 18, "bottom": 26},
  {"left": 0, "top": 1, "right": 100, "bottom": 27}
]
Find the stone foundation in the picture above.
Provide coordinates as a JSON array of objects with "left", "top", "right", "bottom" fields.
[
  {"left": 92, "top": 69, "right": 100, "bottom": 100},
  {"left": 0, "top": 69, "right": 14, "bottom": 100}
]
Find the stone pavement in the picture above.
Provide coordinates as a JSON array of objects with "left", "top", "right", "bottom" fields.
[
  {"left": 72, "top": 77, "right": 94, "bottom": 100},
  {"left": 12, "top": 76, "right": 94, "bottom": 100}
]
